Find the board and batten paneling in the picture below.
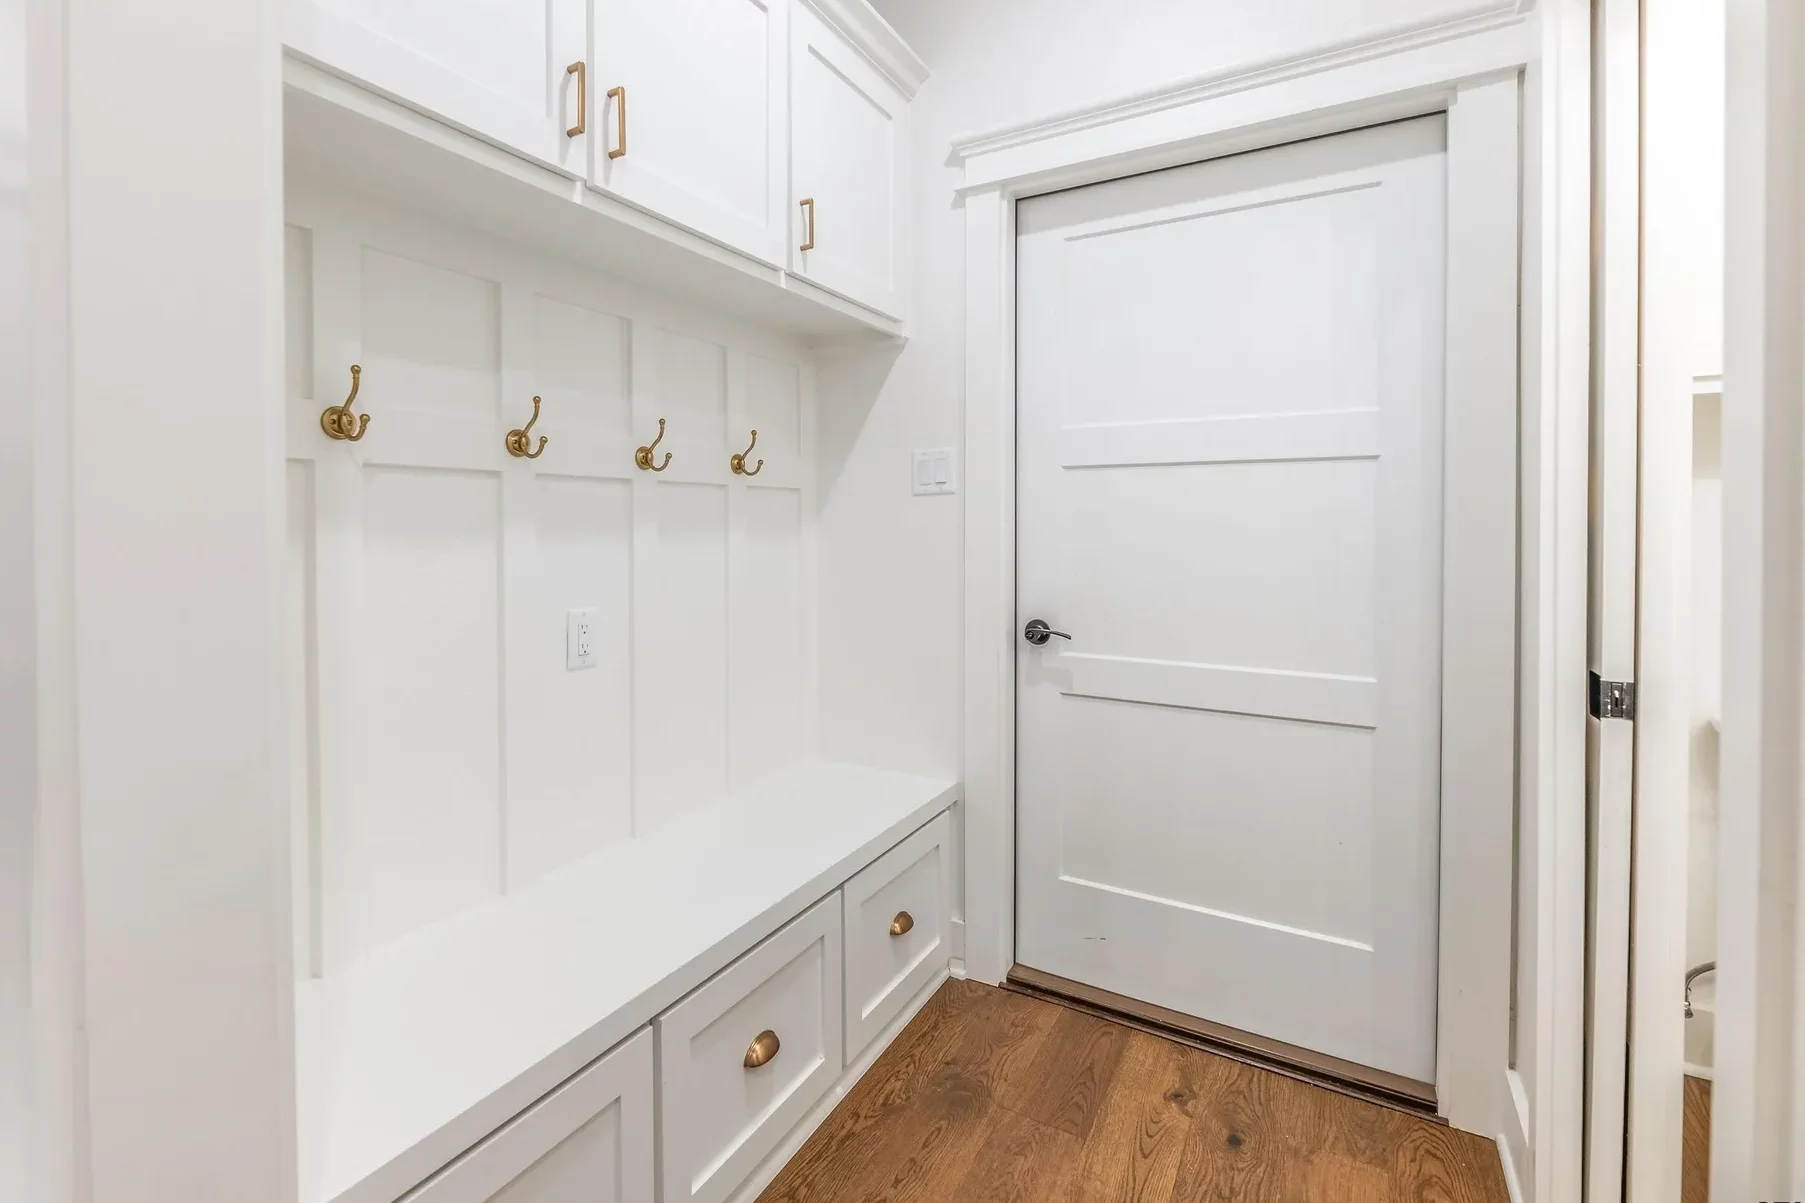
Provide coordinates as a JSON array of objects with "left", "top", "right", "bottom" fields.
[{"left": 282, "top": 185, "right": 817, "bottom": 977}]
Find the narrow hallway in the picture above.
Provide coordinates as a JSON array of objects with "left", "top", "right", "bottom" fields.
[{"left": 758, "top": 980, "right": 1509, "bottom": 1202}]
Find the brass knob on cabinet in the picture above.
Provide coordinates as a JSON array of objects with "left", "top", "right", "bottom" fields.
[
  {"left": 743, "top": 1029, "right": 781, "bottom": 1069},
  {"left": 890, "top": 911, "right": 914, "bottom": 937}
]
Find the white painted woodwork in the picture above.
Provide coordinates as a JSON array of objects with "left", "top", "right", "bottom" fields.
[
  {"left": 285, "top": 0, "right": 586, "bottom": 174},
  {"left": 657, "top": 895, "right": 844, "bottom": 1203},
  {"left": 296, "top": 762, "right": 955, "bottom": 1203},
  {"left": 590, "top": 0, "right": 788, "bottom": 263},
  {"left": 840, "top": 811, "right": 950, "bottom": 1058},
  {"left": 1014, "top": 117, "right": 1446, "bottom": 1083},
  {"left": 789, "top": 2, "right": 909, "bottom": 317},
  {"left": 406, "top": 1030, "right": 653, "bottom": 1203},
  {"left": 282, "top": 182, "right": 818, "bottom": 973}
]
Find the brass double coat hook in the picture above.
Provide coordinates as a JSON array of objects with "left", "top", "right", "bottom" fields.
[
  {"left": 320, "top": 365, "right": 370, "bottom": 441},
  {"left": 506, "top": 395, "right": 549, "bottom": 459}
]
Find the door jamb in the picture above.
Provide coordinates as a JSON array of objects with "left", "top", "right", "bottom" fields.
[{"left": 952, "top": 6, "right": 1587, "bottom": 1170}]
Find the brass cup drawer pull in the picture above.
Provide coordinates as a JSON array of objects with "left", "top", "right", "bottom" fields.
[
  {"left": 889, "top": 911, "right": 914, "bottom": 937},
  {"left": 743, "top": 1029, "right": 781, "bottom": 1069}
]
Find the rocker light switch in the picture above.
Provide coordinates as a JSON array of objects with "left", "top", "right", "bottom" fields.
[
  {"left": 913, "top": 448, "right": 957, "bottom": 496},
  {"left": 566, "top": 608, "right": 599, "bottom": 671}
]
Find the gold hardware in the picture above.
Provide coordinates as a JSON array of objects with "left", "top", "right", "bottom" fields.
[
  {"left": 743, "top": 1029, "right": 781, "bottom": 1069},
  {"left": 634, "top": 418, "right": 671, "bottom": 471},
  {"left": 799, "top": 197, "right": 815, "bottom": 252},
  {"left": 505, "top": 395, "right": 548, "bottom": 459},
  {"left": 607, "top": 85, "right": 627, "bottom": 159},
  {"left": 730, "top": 429, "right": 763, "bottom": 477},
  {"left": 566, "top": 62, "right": 586, "bottom": 138},
  {"left": 890, "top": 911, "right": 914, "bottom": 937},
  {"left": 320, "top": 364, "right": 370, "bottom": 442}
]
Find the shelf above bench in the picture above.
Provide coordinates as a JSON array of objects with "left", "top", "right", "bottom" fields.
[
  {"left": 295, "top": 760, "right": 958, "bottom": 1203},
  {"left": 283, "top": 57, "right": 906, "bottom": 346}
]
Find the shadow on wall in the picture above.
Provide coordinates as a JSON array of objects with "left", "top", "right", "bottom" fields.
[{"left": 816, "top": 340, "right": 906, "bottom": 498}]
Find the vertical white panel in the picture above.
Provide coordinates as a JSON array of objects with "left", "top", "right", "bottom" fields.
[
  {"left": 533, "top": 294, "right": 631, "bottom": 442},
  {"left": 510, "top": 476, "right": 635, "bottom": 883},
  {"left": 286, "top": 224, "right": 315, "bottom": 401},
  {"left": 359, "top": 247, "right": 500, "bottom": 415},
  {"left": 730, "top": 488, "right": 804, "bottom": 788},
  {"left": 635, "top": 483, "right": 728, "bottom": 830},
  {"left": 746, "top": 353, "right": 801, "bottom": 463},
  {"left": 286, "top": 462, "right": 320, "bottom": 979},
  {"left": 333, "top": 466, "right": 502, "bottom": 966},
  {"left": 644, "top": 326, "right": 727, "bottom": 464}
]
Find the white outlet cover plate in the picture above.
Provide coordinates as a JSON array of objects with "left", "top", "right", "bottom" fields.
[
  {"left": 912, "top": 448, "right": 957, "bottom": 496},
  {"left": 566, "top": 608, "right": 600, "bottom": 671}
]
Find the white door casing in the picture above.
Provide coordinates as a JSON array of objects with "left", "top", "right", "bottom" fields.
[
  {"left": 589, "top": 0, "right": 788, "bottom": 265},
  {"left": 1014, "top": 117, "right": 1447, "bottom": 1084}
]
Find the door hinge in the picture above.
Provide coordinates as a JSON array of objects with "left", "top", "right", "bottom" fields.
[{"left": 1589, "top": 671, "right": 1637, "bottom": 721}]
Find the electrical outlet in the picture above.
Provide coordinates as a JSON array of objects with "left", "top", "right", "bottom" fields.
[
  {"left": 912, "top": 448, "right": 957, "bottom": 496},
  {"left": 566, "top": 608, "right": 600, "bottom": 671}
]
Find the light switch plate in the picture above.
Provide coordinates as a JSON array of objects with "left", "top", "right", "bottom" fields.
[
  {"left": 566, "top": 608, "right": 600, "bottom": 671},
  {"left": 912, "top": 448, "right": 957, "bottom": 496}
]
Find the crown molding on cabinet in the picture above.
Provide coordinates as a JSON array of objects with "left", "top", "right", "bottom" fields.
[
  {"left": 947, "top": 2, "right": 1529, "bottom": 165},
  {"left": 796, "top": 0, "right": 930, "bottom": 98}
]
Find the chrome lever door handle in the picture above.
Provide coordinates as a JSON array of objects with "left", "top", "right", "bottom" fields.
[{"left": 1023, "top": 619, "right": 1071, "bottom": 646}]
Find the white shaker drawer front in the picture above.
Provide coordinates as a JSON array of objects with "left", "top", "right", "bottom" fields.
[
  {"left": 655, "top": 894, "right": 844, "bottom": 1203},
  {"left": 406, "top": 1027, "right": 653, "bottom": 1203},
  {"left": 842, "top": 811, "right": 951, "bottom": 1059}
]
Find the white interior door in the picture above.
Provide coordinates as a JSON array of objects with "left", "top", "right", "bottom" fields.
[{"left": 1015, "top": 117, "right": 1448, "bottom": 1084}]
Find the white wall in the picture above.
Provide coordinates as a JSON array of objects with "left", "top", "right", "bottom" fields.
[
  {"left": 26, "top": 1, "right": 297, "bottom": 1201},
  {"left": 2, "top": 0, "right": 32, "bottom": 1193},
  {"left": 281, "top": 181, "right": 819, "bottom": 975},
  {"left": 822, "top": 0, "right": 1498, "bottom": 783}
]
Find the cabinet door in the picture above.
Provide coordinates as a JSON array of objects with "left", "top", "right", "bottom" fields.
[
  {"left": 408, "top": 1029, "right": 654, "bottom": 1203},
  {"left": 789, "top": 4, "right": 907, "bottom": 318},
  {"left": 591, "top": 0, "right": 788, "bottom": 264},
  {"left": 286, "top": 0, "right": 587, "bottom": 175}
]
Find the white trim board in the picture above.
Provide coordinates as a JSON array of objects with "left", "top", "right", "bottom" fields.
[{"left": 955, "top": 7, "right": 1588, "bottom": 1188}]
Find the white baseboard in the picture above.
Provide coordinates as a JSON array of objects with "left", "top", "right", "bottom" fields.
[
  {"left": 723, "top": 965, "right": 951, "bottom": 1203},
  {"left": 1497, "top": 1130, "right": 1526, "bottom": 1203}
]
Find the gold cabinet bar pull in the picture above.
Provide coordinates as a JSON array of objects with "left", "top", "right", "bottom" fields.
[
  {"left": 607, "top": 85, "right": 627, "bottom": 159},
  {"left": 566, "top": 61, "right": 586, "bottom": 138},
  {"left": 730, "top": 429, "right": 763, "bottom": 476},
  {"left": 743, "top": 1029, "right": 781, "bottom": 1069},
  {"left": 505, "top": 395, "right": 548, "bottom": 459},
  {"left": 799, "top": 197, "right": 815, "bottom": 252},
  {"left": 890, "top": 911, "right": 914, "bottom": 937},
  {"left": 320, "top": 364, "right": 370, "bottom": 442},
  {"left": 634, "top": 417, "right": 671, "bottom": 471}
]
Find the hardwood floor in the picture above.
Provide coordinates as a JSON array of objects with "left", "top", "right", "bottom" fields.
[
  {"left": 758, "top": 979, "right": 1511, "bottom": 1203},
  {"left": 1683, "top": 1074, "right": 1711, "bottom": 1203}
]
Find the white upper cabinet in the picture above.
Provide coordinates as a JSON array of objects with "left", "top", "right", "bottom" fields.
[
  {"left": 588, "top": 0, "right": 789, "bottom": 264},
  {"left": 788, "top": 2, "right": 916, "bottom": 319},
  {"left": 287, "top": 0, "right": 589, "bottom": 175}
]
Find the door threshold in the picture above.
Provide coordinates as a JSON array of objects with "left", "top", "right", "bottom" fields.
[{"left": 1005, "top": 964, "right": 1440, "bottom": 1119}]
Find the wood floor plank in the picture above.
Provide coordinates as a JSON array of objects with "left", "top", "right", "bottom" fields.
[
  {"left": 1068, "top": 1031, "right": 1203, "bottom": 1203},
  {"left": 946, "top": 1108, "right": 1083, "bottom": 1203},
  {"left": 757, "top": 981, "right": 1511, "bottom": 1203},
  {"left": 1683, "top": 1074, "right": 1711, "bottom": 1203},
  {"left": 995, "top": 1002, "right": 1132, "bottom": 1139}
]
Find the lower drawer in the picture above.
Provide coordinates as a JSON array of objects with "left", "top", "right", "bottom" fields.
[
  {"left": 841, "top": 811, "right": 951, "bottom": 1058},
  {"left": 655, "top": 893, "right": 844, "bottom": 1203},
  {"left": 406, "top": 1027, "right": 653, "bottom": 1203}
]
